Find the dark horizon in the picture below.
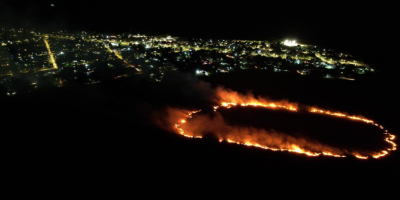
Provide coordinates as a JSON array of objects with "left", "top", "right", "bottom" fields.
[{"left": 1, "top": 2, "right": 397, "bottom": 62}]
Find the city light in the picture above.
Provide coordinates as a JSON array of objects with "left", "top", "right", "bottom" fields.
[
  {"left": 284, "top": 40, "right": 298, "bottom": 47},
  {"left": 1, "top": 28, "right": 375, "bottom": 96},
  {"left": 44, "top": 37, "right": 58, "bottom": 69}
]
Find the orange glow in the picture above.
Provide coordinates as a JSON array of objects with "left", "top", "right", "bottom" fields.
[
  {"left": 172, "top": 90, "right": 396, "bottom": 160},
  {"left": 215, "top": 87, "right": 298, "bottom": 112},
  {"left": 355, "top": 155, "right": 369, "bottom": 160},
  {"left": 322, "top": 152, "right": 346, "bottom": 158},
  {"left": 310, "top": 107, "right": 396, "bottom": 154},
  {"left": 372, "top": 151, "right": 388, "bottom": 159}
]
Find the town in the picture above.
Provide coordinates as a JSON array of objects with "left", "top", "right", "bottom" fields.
[{"left": 0, "top": 27, "right": 374, "bottom": 96}]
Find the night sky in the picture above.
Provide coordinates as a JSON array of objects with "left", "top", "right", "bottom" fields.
[
  {"left": 0, "top": 3, "right": 396, "bottom": 42},
  {"left": 1, "top": 2, "right": 398, "bottom": 70}
]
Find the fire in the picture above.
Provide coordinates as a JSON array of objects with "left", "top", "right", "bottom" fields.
[
  {"left": 355, "top": 155, "right": 369, "bottom": 160},
  {"left": 221, "top": 102, "right": 297, "bottom": 112},
  {"left": 215, "top": 87, "right": 298, "bottom": 112},
  {"left": 372, "top": 151, "right": 388, "bottom": 159},
  {"left": 172, "top": 90, "right": 396, "bottom": 160},
  {"left": 389, "top": 135, "right": 395, "bottom": 140},
  {"left": 286, "top": 144, "right": 321, "bottom": 156},
  {"left": 310, "top": 107, "right": 397, "bottom": 154},
  {"left": 322, "top": 152, "right": 346, "bottom": 158}
]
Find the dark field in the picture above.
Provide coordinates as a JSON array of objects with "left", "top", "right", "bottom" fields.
[
  {"left": 215, "top": 106, "right": 388, "bottom": 152},
  {"left": 3, "top": 69, "right": 399, "bottom": 184}
]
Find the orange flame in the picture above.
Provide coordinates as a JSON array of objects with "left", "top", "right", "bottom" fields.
[
  {"left": 172, "top": 90, "right": 396, "bottom": 160},
  {"left": 215, "top": 87, "right": 298, "bottom": 111}
]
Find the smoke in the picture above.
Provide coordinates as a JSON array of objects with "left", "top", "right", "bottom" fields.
[
  {"left": 179, "top": 110, "right": 345, "bottom": 155},
  {"left": 152, "top": 77, "right": 335, "bottom": 155},
  {"left": 153, "top": 107, "right": 188, "bottom": 133},
  {"left": 152, "top": 73, "right": 298, "bottom": 129},
  {"left": 214, "top": 86, "right": 298, "bottom": 110},
  {"left": 156, "top": 72, "right": 298, "bottom": 108},
  {"left": 151, "top": 76, "right": 393, "bottom": 159},
  {"left": 161, "top": 72, "right": 214, "bottom": 105}
]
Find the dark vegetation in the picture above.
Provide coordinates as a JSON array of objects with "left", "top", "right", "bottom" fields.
[{"left": 2, "top": 70, "right": 399, "bottom": 182}]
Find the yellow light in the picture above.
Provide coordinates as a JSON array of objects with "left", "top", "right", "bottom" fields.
[
  {"left": 44, "top": 37, "right": 58, "bottom": 69},
  {"left": 284, "top": 40, "right": 298, "bottom": 47}
]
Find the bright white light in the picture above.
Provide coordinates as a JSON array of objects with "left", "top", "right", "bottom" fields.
[{"left": 284, "top": 40, "right": 298, "bottom": 47}]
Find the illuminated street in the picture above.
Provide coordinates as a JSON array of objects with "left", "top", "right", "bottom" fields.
[{"left": 44, "top": 36, "right": 58, "bottom": 69}]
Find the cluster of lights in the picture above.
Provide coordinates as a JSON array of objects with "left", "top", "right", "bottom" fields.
[
  {"left": 103, "top": 41, "right": 138, "bottom": 71},
  {"left": 284, "top": 40, "right": 298, "bottom": 47}
]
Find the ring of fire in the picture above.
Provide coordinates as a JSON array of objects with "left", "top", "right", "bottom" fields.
[{"left": 175, "top": 102, "right": 396, "bottom": 160}]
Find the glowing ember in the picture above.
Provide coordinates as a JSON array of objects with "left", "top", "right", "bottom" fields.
[
  {"left": 372, "top": 151, "right": 388, "bottom": 159},
  {"left": 173, "top": 102, "right": 396, "bottom": 160},
  {"left": 310, "top": 107, "right": 397, "bottom": 154},
  {"left": 355, "top": 155, "right": 369, "bottom": 160},
  {"left": 322, "top": 152, "right": 346, "bottom": 158}
]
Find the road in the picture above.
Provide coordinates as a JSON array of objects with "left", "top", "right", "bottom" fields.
[
  {"left": 44, "top": 36, "right": 58, "bottom": 69},
  {"left": 315, "top": 53, "right": 369, "bottom": 68}
]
